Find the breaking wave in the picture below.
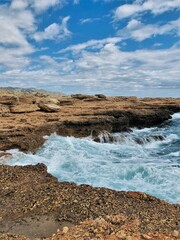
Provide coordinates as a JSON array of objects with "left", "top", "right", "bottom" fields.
[{"left": 2, "top": 113, "right": 180, "bottom": 204}]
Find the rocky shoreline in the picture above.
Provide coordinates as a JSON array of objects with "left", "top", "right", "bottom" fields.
[{"left": 0, "top": 89, "right": 180, "bottom": 239}]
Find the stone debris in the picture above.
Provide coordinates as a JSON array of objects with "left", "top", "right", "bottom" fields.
[{"left": 0, "top": 164, "right": 179, "bottom": 240}]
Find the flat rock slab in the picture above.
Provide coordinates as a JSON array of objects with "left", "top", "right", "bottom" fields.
[{"left": 10, "top": 104, "right": 40, "bottom": 113}]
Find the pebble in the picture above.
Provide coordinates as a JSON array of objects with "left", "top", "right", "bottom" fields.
[
  {"left": 142, "top": 234, "right": 151, "bottom": 239},
  {"left": 116, "top": 230, "right": 126, "bottom": 238},
  {"left": 126, "top": 236, "right": 132, "bottom": 240},
  {"left": 62, "top": 226, "right": 69, "bottom": 234},
  {"left": 172, "top": 230, "right": 179, "bottom": 237}
]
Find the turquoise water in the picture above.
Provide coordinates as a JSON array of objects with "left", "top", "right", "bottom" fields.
[{"left": 3, "top": 113, "right": 180, "bottom": 203}]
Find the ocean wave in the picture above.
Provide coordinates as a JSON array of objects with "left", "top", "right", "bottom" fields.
[{"left": 3, "top": 112, "right": 180, "bottom": 204}]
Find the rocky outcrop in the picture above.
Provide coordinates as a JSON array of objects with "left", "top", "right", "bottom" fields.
[
  {"left": 0, "top": 164, "right": 179, "bottom": 239},
  {"left": 10, "top": 104, "right": 40, "bottom": 113},
  {"left": 94, "top": 131, "right": 165, "bottom": 144},
  {"left": 0, "top": 90, "right": 180, "bottom": 152},
  {"left": 0, "top": 90, "right": 180, "bottom": 240}
]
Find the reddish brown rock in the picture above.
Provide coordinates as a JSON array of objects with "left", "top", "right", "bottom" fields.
[
  {"left": 0, "top": 104, "right": 10, "bottom": 114},
  {"left": 10, "top": 104, "right": 40, "bottom": 113},
  {"left": 0, "top": 89, "right": 180, "bottom": 152},
  {"left": 0, "top": 164, "right": 179, "bottom": 240},
  {"left": 38, "top": 102, "right": 61, "bottom": 112},
  {"left": 1, "top": 90, "right": 180, "bottom": 240}
]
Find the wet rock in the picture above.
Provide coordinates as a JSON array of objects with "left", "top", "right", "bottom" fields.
[
  {"left": 135, "top": 135, "right": 165, "bottom": 145},
  {"left": 0, "top": 151, "right": 12, "bottom": 158}
]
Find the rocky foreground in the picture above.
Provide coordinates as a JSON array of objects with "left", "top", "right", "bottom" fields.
[{"left": 0, "top": 89, "right": 180, "bottom": 239}]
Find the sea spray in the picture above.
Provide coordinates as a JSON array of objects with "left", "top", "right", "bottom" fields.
[{"left": 3, "top": 113, "right": 180, "bottom": 204}]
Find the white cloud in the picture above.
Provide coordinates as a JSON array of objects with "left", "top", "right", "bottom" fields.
[
  {"left": 0, "top": 0, "right": 179, "bottom": 96},
  {"left": 34, "top": 16, "right": 71, "bottom": 42},
  {"left": 0, "top": 1, "right": 71, "bottom": 71},
  {"left": 59, "top": 37, "right": 122, "bottom": 53},
  {"left": 0, "top": 2, "right": 36, "bottom": 70},
  {"left": 32, "top": 0, "right": 65, "bottom": 12},
  {"left": 115, "top": 0, "right": 180, "bottom": 20},
  {"left": 10, "top": 0, "right": 67, "bottom": 13},
  {"left": 10, "top": 0, "right": 29, "bottom": 10},
  {"left": 118, "top": 19, "right": 180, "bottom": 41},
  {"left": 79, "top": 17, "right": 100, "bottom": 24},
  {"left": 1, "top": 41, "right": 180, "bottom": 95}
]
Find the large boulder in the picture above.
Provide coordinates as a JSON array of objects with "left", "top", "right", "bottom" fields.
[
  {"left": 44, "top": 97, "right": 59, "bottom": 105},
  {"left": 38, "top": 102, "right": 61, "bottom": 112}
]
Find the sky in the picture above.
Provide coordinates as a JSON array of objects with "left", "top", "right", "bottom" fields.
[{"left": 0, "top": 0, "right": 180, "bottom": 97}]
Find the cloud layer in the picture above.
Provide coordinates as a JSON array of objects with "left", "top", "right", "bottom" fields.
[
  {"left": 0, "top": 0, "right": 180, "bottom": 96},
  {"left": 115, "top": 0, "right": 180, "bottom": 20}
]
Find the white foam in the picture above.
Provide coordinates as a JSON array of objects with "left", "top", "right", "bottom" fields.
[
  {"left": 3, "top": 114, "right": 180, "bottom": 204},
  {"left": 162, "top": 134, "right": 179, "bottom": 143},
  {"left": 5, "top": 133, "right": 180, "bottom": 204},
  {"left": 132, "top": 127, "right": 157, "bottom": 133},
  {"left": 172, "top": 112, "right": 180, "bottom": 119},
  {"left": 169, "top": 151, "right": 180, "bottom": 157}
]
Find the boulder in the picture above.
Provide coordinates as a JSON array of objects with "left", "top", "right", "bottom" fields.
[
  {"left": 38, "top": 102, "right": 61, "bottom": 112},
  {"left": 95, "top": 94, "right": 107, "bottom": 99},
  {"left": 45, "top": 97, "right": 59, "bottom": 105},
  {"left": 0, "top": 151, "right": 12, "bottom": 158},
  {"left": 0, "top": 95, "right": 18, "bottom": 105},
  {"left": 71, "top": 94, "right": 92, "bottom": 100},
  {"left": 10, "top": 104, "right": 40, "bottom": 113}
]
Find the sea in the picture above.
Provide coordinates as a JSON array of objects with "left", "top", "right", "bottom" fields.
[{"left": 3, "top": 113, "right": 180, "bottom": 204}]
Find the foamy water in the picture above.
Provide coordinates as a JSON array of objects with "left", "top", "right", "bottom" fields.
[{"left": 2, "top": 113, "right": 180, "bottom": 204}]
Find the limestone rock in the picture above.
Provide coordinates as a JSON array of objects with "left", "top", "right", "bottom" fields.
[
  {"left": 45, "top": 97, "right": 59, "bottom": 105},
  {"left": 10, "top": 104, "right": 40, "bottom": 113},
  {"left": 0, "top": 104, "right": 10, "bottom": 114},
  {"left": 38, "top": 102, "right": 61, "bottom": 112},
  {"left": 0, "top": 95, "right": 18, "bottom": 105}
]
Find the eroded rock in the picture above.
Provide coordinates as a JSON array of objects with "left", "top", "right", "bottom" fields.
[
  {"left": 0, "top": 164, "right": 179, "bottom": 240},
  {"left": 38, "top": 102, "right": 61, "bottom": 112},
  {"left": 10, "top": 104, "right": 40, "bottom": 113}
]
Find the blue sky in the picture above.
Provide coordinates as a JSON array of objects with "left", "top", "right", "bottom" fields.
[{"left": 0, "top": 0, "right": 179, "bottom": 96}]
